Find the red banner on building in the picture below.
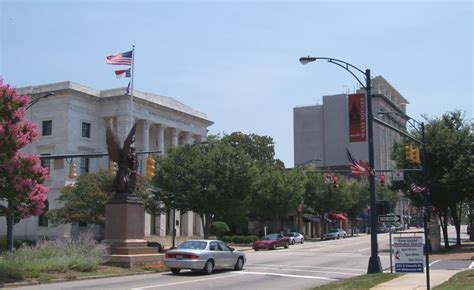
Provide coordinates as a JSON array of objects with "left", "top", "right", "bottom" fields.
[{"left": 348, "top": 93, "right": 367, "bottom": 142}]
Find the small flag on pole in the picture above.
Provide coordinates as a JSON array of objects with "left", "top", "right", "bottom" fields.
[
  {"left": 106, "top": 50, "right": 132, "bottom": 65},
  {"left": 346, "top": 149, "right": 372, "bottom": 176},
  {"left": 409, "top": 183, "right": 426, "bottom": 193},
  {"left": 115, "top": 68, "right": 131, "bottom": 78}
]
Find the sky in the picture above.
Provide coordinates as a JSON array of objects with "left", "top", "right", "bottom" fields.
[{"left": 1, "top": 0, "right": 472, "bottom": 167}]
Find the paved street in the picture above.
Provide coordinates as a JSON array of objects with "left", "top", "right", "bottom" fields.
[
  {"left": 11, "top": 226, "right": 471, "bottom": 290},
  {"left": 13, "top": 233, "right": 392, "bottom": 290}
]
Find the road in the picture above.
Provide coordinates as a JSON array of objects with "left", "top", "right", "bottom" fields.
[
  {"left": 14, "top": 233, "right": 392, "bottom": 290},
  {"left": 13, "top": 226, "right": 471, "bottom": 290}
]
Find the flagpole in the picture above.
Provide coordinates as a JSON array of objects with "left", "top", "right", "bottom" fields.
[{"left": 130, "top": 45, "right": 135, "bottom": 130}]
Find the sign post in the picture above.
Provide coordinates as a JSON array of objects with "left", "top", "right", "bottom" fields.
[{"left": 393, "top": 236, "right": 424, "bottom": 273}]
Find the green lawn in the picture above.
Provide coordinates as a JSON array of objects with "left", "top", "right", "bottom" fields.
[
  {"left": 311, "top": 273, "right": 402, "bottom": 290},
  {"left": 433, "top": 270, "right": 474, "bottom": 290}
]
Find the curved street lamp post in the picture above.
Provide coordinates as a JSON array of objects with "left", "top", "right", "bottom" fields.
[
  {"left": 26, "top": 92, "right": 55, "bottom": 110},
  {"left": 299, "top": 56, "right": 382, "bottom": 273}
]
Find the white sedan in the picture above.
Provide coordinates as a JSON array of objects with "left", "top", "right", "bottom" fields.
[
  {"left": 285, "top": 232, "right": 304, "bottom": 244},
  {"left": 164, "top": 240, "right": 246, "bottom": 275},
  {"left": 323, "top": 228, "right": 347, "bottom": 240}
]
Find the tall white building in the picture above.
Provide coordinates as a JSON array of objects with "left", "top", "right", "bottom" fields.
[{"left": 0, "top": 81, "right": 213, "bottom": 240}]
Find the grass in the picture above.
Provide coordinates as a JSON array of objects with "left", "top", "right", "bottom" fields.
[
  {"left": 433, "top": 269, "right": 474, "bottom": 290},
  {"left": 311, "top": 273, "right": 403, "bottom": 290}
]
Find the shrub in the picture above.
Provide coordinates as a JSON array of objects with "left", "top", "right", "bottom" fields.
[
  {"left": 210, "top": 221, "right": 230, "bottom": 239},
  {"left": 223, "top": 235, "right": 259, "bottom": 244},
  {"left": 222, "top": 235, "right": 233, "bottom": 243},
  {"left": 0, "top": 231, "right": 108, "bottom": 277}
]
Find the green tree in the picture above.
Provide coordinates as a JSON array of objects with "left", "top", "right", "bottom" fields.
[
  {"left": 153, "top": 138, "right": 253, "bottom": 238},
  {"left": 246, "top": 165, "right": 305, "bottom": 227},
  {"left": 48, "top": 170, "right": 149, "bottom": 233},
  {"left": 392, "top": 111, "right": 473, "bottom": 247},
  {"left": 303, "top": 168, "right": 351, "bottom": 238},
  {"left": 342, "top": 180, "right": 370, "bottom": 236}
]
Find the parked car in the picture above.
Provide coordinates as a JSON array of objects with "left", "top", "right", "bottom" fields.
[
  {"left": 285, "top": 232, "right": 304, "bottom": 244},
  {"left": 252, "top": 233, "right": 290, "bottom": 251},
  {"left": 164, "top": 240, "right": 246, "bottom": 275},
  {"left": 323, "top": 228, "right": 347, "bottom": 240}
]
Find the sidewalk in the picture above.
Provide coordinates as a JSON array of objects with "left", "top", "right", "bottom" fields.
[{"left": 371, "top": 239, "right": 474, "bottom": 290}]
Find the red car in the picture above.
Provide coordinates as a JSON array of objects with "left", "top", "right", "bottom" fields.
[{"left": 252, "top": 233, "right": 290, "bottom": 251}]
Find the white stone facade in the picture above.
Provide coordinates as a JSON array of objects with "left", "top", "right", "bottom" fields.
[{"left": 0, "top": 81, "right": 213, "bottom": 240}]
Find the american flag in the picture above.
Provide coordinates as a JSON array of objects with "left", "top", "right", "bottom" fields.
[
  {"left": 409, "top": 183, "right": 426, "bottom": 193},
  {"left": 346, "top": 149, "right": 372, "bottom": 176},
  {"left": 106, "top": 50, "right": 132, "bottom": 65}
]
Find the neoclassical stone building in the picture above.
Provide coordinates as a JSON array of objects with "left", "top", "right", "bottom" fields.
[{"left": 0, "top": 81, "right": 213, "bottom": 240}]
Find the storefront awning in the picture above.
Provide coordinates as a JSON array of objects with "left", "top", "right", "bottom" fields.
[
  {"left": 303, "top": 214, "right": 321, "bottom": 222},
  {"left": 329, "top": 213, "right": 349, "bottom": 222}
]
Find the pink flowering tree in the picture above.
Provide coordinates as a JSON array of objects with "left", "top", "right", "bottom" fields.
[{"left": 0, "top": 81, "right": 49, "bottom": 251}]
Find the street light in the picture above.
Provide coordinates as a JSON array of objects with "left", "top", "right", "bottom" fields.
[
  {"left": 299, "top": 56, "right": 382, "bottom": 273},
  {"left": 377, "top": 109, "right": 430, "bottom": 289},
  {"left": 26, "top": 92, "right": 55, "bottom": 110}
]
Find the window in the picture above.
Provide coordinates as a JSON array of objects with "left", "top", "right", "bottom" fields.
[
  {"left": 81, "top": 122, "right": 91, "bottom": 138},
  {"left": 38, "top": 200, "right": 49, "bottom": 227},
  {"left": 40, "top": 154, "right": 51, "bottom": 173},
  {"left": 80, "top": 157, "right": 89, "bottom": 174},
  {"left": 42, "top": 120, "right": 52, "bottom": 136}
]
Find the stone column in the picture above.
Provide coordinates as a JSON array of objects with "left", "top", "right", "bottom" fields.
[
  {"left": 185, "top": 132, "right": 194, "bottom": 145},
  {"left": 194, "top": 214, "right": 203, "bottom": 236},
  {"left": 171, "top": 128, "right": 180, "bottom": 147},
  {"left": 116, "top": 115, "right": 130, "bottom": 141},
  {"left": 182, "top": 211, "right": 194, "bottom": 236},
  {"left": 157, "top": 125, "right": 166, "bottom": 156}
]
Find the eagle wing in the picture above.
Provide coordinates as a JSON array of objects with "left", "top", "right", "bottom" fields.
[
  {"left": 106, "top": 123, "right": 122, "bottom": 163},
  {"left": 122, "top": 122, "right": 137, "bottom": 160}
]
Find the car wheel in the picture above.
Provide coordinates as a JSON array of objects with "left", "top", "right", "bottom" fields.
[
  {"left": 292, "top": 240, "right": 295, "bottom": 245},
  {"left": 272, "top": 243, "right": 277, "bottom": 250},
  {"left": 284, "top": 242, "right": 289, "bottom": 249},
  {"left": 202, "top": 260, "right": 214, "bottom": 275},
  {"left": 337, "top": 235, "right": 340, "bottom": 239},
  {"left": 301, "top": 239, "right": 304, "bottom": 244},
  {"left": 343, "top": 234, "right": 346, "bottom": 239},
  {"left": 170, "top": 268, "right": 180, "bottom": 275},
  {"left": 234, "top": 257, "right": 244, "bottom": 271},
  {"left": 254, "top": 248, "right": 259, "bottom": 251}
]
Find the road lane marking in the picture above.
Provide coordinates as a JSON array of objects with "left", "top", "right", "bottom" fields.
[
  {"left": 240, "top": 271, "right": 337, "bottom": 281},
  {"left": 131, "top": 273, "right": 246, "bottom": 289},
  {"left": 244, "top": 265, "right": 360, "bottom": 276},
  {"left": 429, "top": 260, "right": 440, "bottom": 267},
  {"left": 357, "top": 247, "right": 370, "bottom": 252},
  {"left": 246, "top": 263, "right": 366, "bottom": 272}
]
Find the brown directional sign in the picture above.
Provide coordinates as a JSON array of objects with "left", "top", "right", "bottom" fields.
[{"left": 378, "top": 215, "right": 401, "bottom": 223}]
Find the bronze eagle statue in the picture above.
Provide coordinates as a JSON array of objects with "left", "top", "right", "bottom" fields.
[{"left": 106, "top": 121, "right": 138, "bottom": 200}]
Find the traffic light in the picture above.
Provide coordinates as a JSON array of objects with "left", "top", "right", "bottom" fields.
[
  {"left": 146, "top": 154, "right": 155, "bottom": 178},
  {"left": 109, "top": 161, "right": 117, "bottom": 175},
  {"left": 412, "top": 146, "right": 420, "bottom": 164},
  {"left": 404, "top": 145, "right": 413, "bottom": 162}
]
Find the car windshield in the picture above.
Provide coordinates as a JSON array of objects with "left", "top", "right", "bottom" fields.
[
  {"left": 262, "top": 234, "right": 278, "bottom": 240},
  {"left": 178, "top": 241, "right": 207, "bottom": 250},
  {"left": 328, "top": 230, "right": 338, "bottom": 233},
  {"left": 284, "top": 233, "right": 295, "bottom": 237}
]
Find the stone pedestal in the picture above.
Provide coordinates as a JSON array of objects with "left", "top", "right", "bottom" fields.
[{"left": 105, "top": 199, "right": 161, "bottom": 268}]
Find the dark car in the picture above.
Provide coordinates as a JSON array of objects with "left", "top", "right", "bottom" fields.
[{"left": 252, "top": 233, "right": 290, "bottom": 251}]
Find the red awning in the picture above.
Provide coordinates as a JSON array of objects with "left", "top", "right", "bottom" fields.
[{"left": 329, "top": 213, "right": 349, "bottom": 222}]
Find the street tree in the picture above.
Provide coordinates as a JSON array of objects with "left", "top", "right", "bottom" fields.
[
  {"left": 48, "top": 170, "right": 150, "bottom": 236},
  {"left": 392, "top": 111, "right": 473, "bottom": 247},
  {"left": 246, "top": 164, "right": 305, "bottom": 229},
  {"left": 153, "top": 137, "right": 253, "bottom": 238},
  {"left": 0, "top": 82, "right": 49, "bottom": 251}
]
